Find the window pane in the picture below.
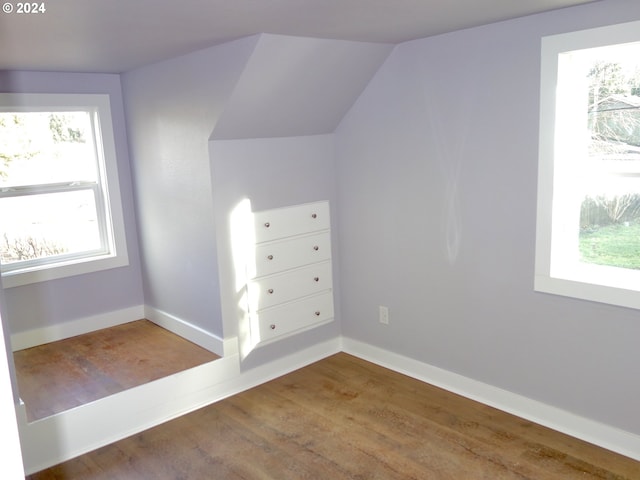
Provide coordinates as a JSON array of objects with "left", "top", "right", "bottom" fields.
[
  {"left": 579, "top": 190, "right": 640, "bottom": 270},
  {"left": 0, "top": 190, "right": 102, "bottom": 265},
  {"left": 573, "top": 42, "right": 640, "bottom": 271},
  {"left": 0, "top": 93, "right": 128, "bottom": 287},
  {"left": 0, "top": 111, "right": 98, "bottom": 188}
]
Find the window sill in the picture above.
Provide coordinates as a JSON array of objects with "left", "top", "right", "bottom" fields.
[
  {"left": 2, "top": 253, "right": 129, "bottom": 288},
  {"left": 534, "top": 272, "right": 640, "bottom": 311}
]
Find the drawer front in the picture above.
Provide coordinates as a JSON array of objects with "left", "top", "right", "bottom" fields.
[
  {"left": 257, "top": 292, "right": 334, "bottom": 342},
  {"left": 248, "top": 261, "right": 332, "bottom": 310},
  {"left": 254, "top": 201, "right": 330, "bottom": 243},
  {"left": 254, "top": 232, "right": 331, "bottom": 278}
]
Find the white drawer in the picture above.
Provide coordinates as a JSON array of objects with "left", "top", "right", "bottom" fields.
[
  {"left": 253, "top": 231, "right": 331, "bottom": 278},
  {"left": 256, "top": 292, "right": 334, "bottom": 343},
  {"left": 253, "top": 201, "right": 330, "bottom": 243},
  {"left": 248, "top": 261, "right": 332, "bottom": 310}
]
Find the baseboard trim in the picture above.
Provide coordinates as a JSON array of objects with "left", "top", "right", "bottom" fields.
[
  {"left": 19, "top": 355, "right": 239, "bottom": 475},
  {"left": 341, "top": 337, "right": 640, "bottom": 462},
  {"left": 10, "top": 305, "right": 145, "bottom": 351},
  {"left": 144, "top": 306, "right": 226, "bottom": 356},
  {"left": 10, "top": 305, "right": 230, "bottom": 357},
  {"left": 16, "top": 330, "right": 640, "bottom": 472},
  {"left": 19, "top": 336, "right": 341, "bottom": 475}
]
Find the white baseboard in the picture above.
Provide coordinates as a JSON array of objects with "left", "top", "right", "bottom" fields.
[
  {"left": 19, "top": 336, "right": 341, "bottom": 475},
  {"left": 341, "top": 337, "right": 640, "bottom": 462},
  {"left": 10, "top": 305, "right": 145, "bottom": 351},
  {"left": 144, "top": 306, "right": 227, "bottom": 357},
  {"left": 19, "top": 354, "right": 239, "bottom": 475},
  {"left": 10, "top": 305, "right": 232, "bottom": 357},
  {"left": 15, "top": 326, "right": 640, "bottom": 472}
]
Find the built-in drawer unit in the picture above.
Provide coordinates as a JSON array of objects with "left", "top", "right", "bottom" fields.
[
  {"left": 256, "top": 291, "right": 334, "bottom": 343},
  {"left": 253, "top": 201, "right": 330, "bottom": 243},
  {"left": 253, "top": 231, "right": 330, "bottom": 278},
  {"left": 247, "top": 201, "right": 334, "bottom": 347},
  {"left": 248, "top": 260, "right": 332, "bottom": 311}
]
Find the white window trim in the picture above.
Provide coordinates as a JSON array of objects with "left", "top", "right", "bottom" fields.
[
  {"left": 0, "top": 93, "right": 129, "bottom": 288},
  {"left": 535, "top": 20, "right": 640, "bottom": 310}
]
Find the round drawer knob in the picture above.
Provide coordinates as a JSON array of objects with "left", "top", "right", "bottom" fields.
[
  {"left": 267, "top": 288, "right": 274, "bottom": 294},
  {"left": 267, "top": 255, "right": 274, "bottom": 260},
  {"left": 270, "top": 324, "right": 276, "bottom": 330},
  {"left": 313, "top": 245, "right": 319, "bottom": 251},
  {"left": 313, "top": 277, "right": 319, "bottom": 282},
  {"left": 315, "top": 311, "right": 321, "bottom": 316},
  {"left": 311, "top": 213, "right": 317, "bottom": 219},
  {"left": 264, "top": 222, "right": 270, "bottom": 228}
]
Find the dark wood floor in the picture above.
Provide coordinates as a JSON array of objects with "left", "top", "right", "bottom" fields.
[
  {"left": 14, "top": 319, "right": 220, "bottom": 421},
  {"left": 28, "top": 352, "right": 640, "bottom": 479}
]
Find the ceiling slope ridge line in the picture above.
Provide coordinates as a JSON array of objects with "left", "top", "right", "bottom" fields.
[
  {"left": 210, "top": 33, "right": 393, "bottom": 141},
  {"left": 208, "top": 34, "right": 263, "bottom": 142}
]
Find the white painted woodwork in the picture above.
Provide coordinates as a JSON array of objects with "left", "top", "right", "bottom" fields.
[
  {"left": 248, "top": 201, "right": 335, "bottom": 347},
  {"left": 253, "top": 201, "right": 330, "bottom": 243},
  {"left": 253, "top": 232, "right": 331, "bottom": 278},
  {"left": 256, "top": 291, "right": 335, "bottom": 343},
  {"left": 248, "top": 261, "right": 332, "bottom": 310}
]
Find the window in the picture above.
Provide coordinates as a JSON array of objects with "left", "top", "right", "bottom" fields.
[
  {"left": 0, "top": 93, "right": 128, "bottom": 288},
  {"left": 536, "top": 21, "right": 640, "bottom": 309}
]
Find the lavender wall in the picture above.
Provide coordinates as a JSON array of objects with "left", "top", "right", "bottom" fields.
[
  {"left": 335, "top": 0, "right": 640, "bottom": 435},
  {"left": 4, "top": 0, "right": 639, "bottom": 440},
  {"left": 121, "top": 37, "right": 260, "bottom": 336},
  {"left": 122, "top": 34, "right": 390, "bottom": 342},
  {"left": 0, "top": 71, "right": 143, "bottom": 335}
]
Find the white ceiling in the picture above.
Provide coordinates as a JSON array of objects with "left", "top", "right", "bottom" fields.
[{"left": 0, "top": 0, "right": 597, "bottom": 73}]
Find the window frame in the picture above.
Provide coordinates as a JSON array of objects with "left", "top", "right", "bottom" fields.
[
  {"left": 0, "top": 93, "right": 129, "bottom": 288},
  {"left": 535, "top": 20, "right": 640, "bottom": 310}
]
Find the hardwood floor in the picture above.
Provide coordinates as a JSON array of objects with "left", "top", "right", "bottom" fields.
[
  {"left": 13, "top": 320, "right": 220, "bottom": 421},
  {"left": 27, "top": 353, "right": 640, "bottom": 479}
]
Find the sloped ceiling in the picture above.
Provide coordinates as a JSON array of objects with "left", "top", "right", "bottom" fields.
[
  {"left": 211, "top": 34, "right": 393, "bottom": 140},
  {"left": 0, "top": 0, "right": 598, "bottom": 73}
]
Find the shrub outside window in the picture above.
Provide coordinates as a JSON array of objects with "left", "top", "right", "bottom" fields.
[{"left": 0, "top": 94, "right": 128, "bottom": 288}]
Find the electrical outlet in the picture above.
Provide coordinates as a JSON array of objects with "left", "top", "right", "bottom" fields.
[{"left": 379, "top": 305, "right": 389, "bottom": 325}]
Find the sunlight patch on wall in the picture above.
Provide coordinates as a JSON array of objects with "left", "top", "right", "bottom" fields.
[{"left": 229, "top": 198, "right": 259, "bottom": 358}]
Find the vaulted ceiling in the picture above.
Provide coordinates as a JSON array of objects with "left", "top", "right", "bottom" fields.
[{"left": 0, "top": 0, "right": 597, "bottom": 73}]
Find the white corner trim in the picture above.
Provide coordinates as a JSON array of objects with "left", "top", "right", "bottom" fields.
[
  {"left": 10, "top": 305, "right": 145, "bottom": 351},
  {"left": 144, "top": 306, "right": 227, "bottom": 357},
  {"left": 19, "top": 354, "right": 240, "bottom": 475},
  {"left": 222, "top": 335, "right": 239, "bottom": 357},
  {"left": 19, "top": 336, "right": 341, "bottom": 475},
  {"left": 341, "top": 337, "right": 640, "bottom": 462}
]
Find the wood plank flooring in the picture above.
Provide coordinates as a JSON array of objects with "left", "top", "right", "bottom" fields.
[
  {"left": 13, "top": 320, "right": 220, "bottom": 421},
  {"left": 27, "top": 353, "right": 640, "bottom": 479}
]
